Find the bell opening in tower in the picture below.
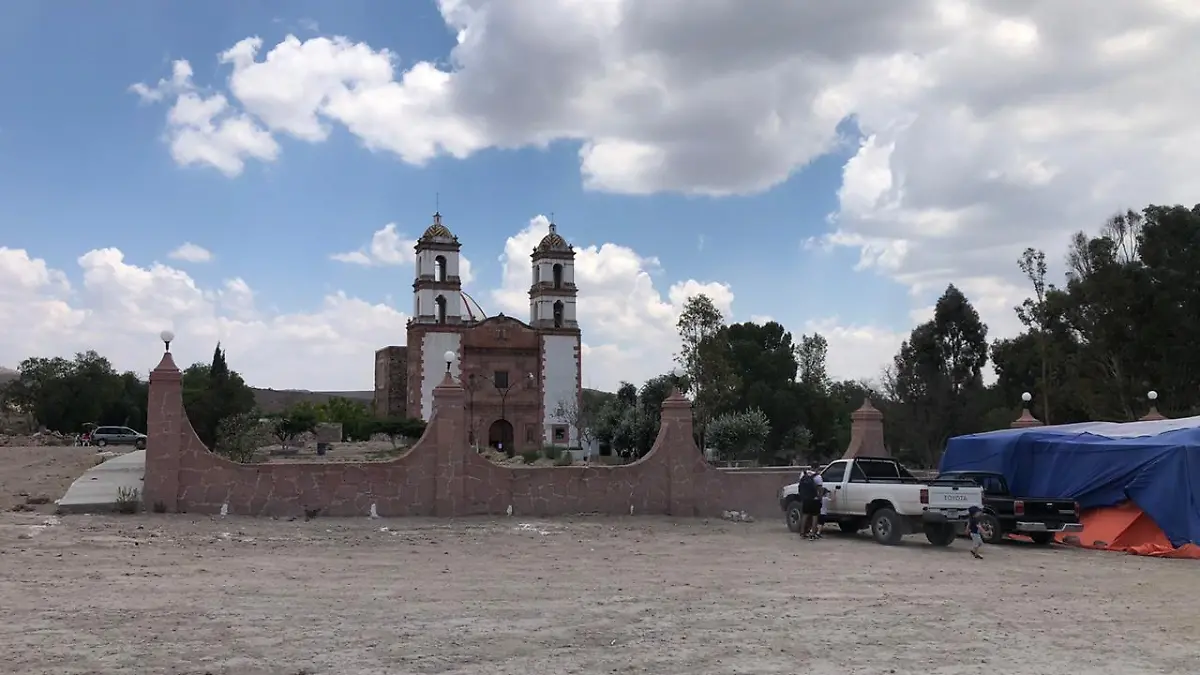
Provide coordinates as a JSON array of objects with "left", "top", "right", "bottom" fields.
[
  {"left": 434, "top": 255, "right": 447, "bottom": 282},
  {"left": 552, "top": 263, "right": 563, "bottom": 288},
  {"left": 553, "top": 300, "right": 564, "bottom": 328},
  {"left": 436, "top": 295, "right": 447, "bottom": 324}
]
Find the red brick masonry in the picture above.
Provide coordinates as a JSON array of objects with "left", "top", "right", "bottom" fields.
[{"left": 142, "top": 350, "right": 795, "bottom": 519}]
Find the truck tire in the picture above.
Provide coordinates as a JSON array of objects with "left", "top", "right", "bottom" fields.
[
  {"left": 838, "top": 520, "right": 861, "bottom": 534},
  {"left": 785, "top": 500, "right": 804, "bottom": 533},
  {"left": 979, "top": 514, "right": 1005, "bottom": 544},
  {"left": 1028, "top": 532, "right": 1055, "bottom": 545},
  {"left": 870, "top": 508, "right": 903, "bottom": 546},
  {"left": 924, "top": 523, "right": 957, "bottom": 547}
]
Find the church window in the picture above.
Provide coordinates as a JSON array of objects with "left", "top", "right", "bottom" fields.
[
  {"left": 553, "top": 300, "right": 564, "bottom": 328},
  {"left": 435, "top": 295, "right": 447, "bottom": 324}
]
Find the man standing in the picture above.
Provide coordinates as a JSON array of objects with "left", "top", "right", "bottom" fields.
[{"left": 797, "top": 470, "right": 822, "bottom": 539}]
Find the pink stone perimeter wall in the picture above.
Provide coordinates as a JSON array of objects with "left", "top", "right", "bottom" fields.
[{"left": 142, "top": 350, "right": 794, "bottom": 519}]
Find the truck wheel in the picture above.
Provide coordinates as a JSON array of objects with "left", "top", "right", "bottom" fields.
[
  {"left": 95, "top": 439, "right": 107, "bottom": 448},
  {"left": 1028, "top": 532, "right": 1055, "bottom": 545},
  {"left": 979, "top": 514, "right": 1005, "bottom": 544},
  {"left": 870, "top": 509, "right": 903, "bottom": 546},
  {"left": 924, "top": 523, "right": 957, "bottom": 547},
  {"left": 838, "top": 520, "right": 861, "bottom": 534},
  {"left": 785, "top": 501, "right": 804, "bottom": 533}
]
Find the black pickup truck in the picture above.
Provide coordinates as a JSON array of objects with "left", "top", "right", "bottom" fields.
[{"left": 935, "top": 470, "right": 1084, "bottom": 545}]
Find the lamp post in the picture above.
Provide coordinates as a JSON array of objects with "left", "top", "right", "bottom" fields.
[
  {"left": 494, "top": 372, "right": 535, "bottom": 456},
  {"left": 160, "top": 329, "right": 175, "bottom": 352},
  {"left": 443, "top": 350, "right": 457, "bottom": 374}
]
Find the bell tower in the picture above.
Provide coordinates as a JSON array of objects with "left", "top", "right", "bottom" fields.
[
  {"left": 528, "top": 221, "right": 578, "bottom": 329},
  {"left": 412, "top": 212, "right": 464, "bottom": 324}
]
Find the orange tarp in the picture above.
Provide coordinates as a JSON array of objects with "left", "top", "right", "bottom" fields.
[{"left": 1057, "top": 501, "right": 1200, "bottom": 559}]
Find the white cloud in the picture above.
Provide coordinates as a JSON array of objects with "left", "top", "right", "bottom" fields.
[
  {"left": 167, "top": 242, "right": 213, "bottom": 263},
  {"left": 332, "top": 222, "right": 475, "bottom": 285},
  {"left": 804, "top": 318, "right": 906, "bottom": 385},
  {"left": 131, "top": 60, "right": 279, "bottom": 176},
  {"left": 491, "top": 215, "right": 735, "bottom": 387},
  {"left": 0, "top": 245, "right": 409, "bottom": 390},
  {"left": 0, "top": 219, "right": 734, "bottom": 392},
  {"left": 128, "top": 3, "right": 1200, "bottom": 380}
]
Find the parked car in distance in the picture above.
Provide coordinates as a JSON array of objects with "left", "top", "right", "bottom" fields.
[
  {"left": 779, "top": 457, "right": 984, "bottom": 546},
  {"left": 89, "top": 426, "right": 147, "bottom": 450},
  {"left": 936, "top": 470, "right": 1083, "bottom": 545}
]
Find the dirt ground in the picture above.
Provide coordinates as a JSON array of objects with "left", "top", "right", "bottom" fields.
[
  {"left": 0, "top": 445, "right": 104, "bottom": 513},
  {"left": 0, "top": 513, "right": 1196, "bottom": 675}
]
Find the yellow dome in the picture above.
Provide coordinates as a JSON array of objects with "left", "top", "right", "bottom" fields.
[
  {"left": 536, "top": 223, "right": 571, "bottom": 253},
  {"left": 420, "top": 213, "right": 454, "bottom": 240}
]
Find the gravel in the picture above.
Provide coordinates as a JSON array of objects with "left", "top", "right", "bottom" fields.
[{"left": 0, "top": 513, "right": 1195, "bottom": 674}]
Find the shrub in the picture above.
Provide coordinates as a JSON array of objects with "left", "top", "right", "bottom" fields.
[
  {"left": 541, "top": 444, "right": 563, "bottom": 460},
  {"left": 114, "top": 486, "right": 140, "bottom": 514},
  {"left": 520, "top": 450, "right": 540, "bottom": 464},
  {"left": 213, "top": 412, "right": 262, "bottom": 463},
  {"left": 554, "top": 451, "right": 573, "bottom": 466}
]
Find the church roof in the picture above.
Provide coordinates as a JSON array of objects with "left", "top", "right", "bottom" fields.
[
  {"left": 535, "top": 222, "right": 572, "bottom": 254},
  {"left": 420, "top": 212, "right": 455, "bottom": 241}
]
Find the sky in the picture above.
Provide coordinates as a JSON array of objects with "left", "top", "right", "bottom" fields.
[{"left": 2, "top": 1, "right": 1198, "bottom": 393}]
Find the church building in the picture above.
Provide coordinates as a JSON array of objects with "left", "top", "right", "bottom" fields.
[{"left": 373, "top": 213, "right": 583, "bottom": 452}]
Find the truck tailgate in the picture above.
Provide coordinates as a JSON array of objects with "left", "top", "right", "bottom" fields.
[
  {"left": 1020, "top": 498, "right": 1078, "bottom": 521},
  {"left": 928, "top": 484, "right": 981, "bottom": 509}
]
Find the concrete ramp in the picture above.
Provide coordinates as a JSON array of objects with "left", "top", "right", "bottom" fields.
[{"left": 56, "top": 449, "right": 146, "bottom": 514}]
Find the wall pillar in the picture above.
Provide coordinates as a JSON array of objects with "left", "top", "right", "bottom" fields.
[
  {"left": 431, "top": 371, "right": 469, "bottom": 517},
  {"left": 843, "top": 399, "right": 888, "bottom": 458},
  {"left": 659, "top": 389, "right": 699, "bottom": 516},
  {"left": 1011, "top": 407, "right": 1044, "bottom": 428},
  {"left": 143, "top": 350, "right": 183, "bottom": 512}
]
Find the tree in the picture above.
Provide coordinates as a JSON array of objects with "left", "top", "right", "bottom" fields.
[
  {"left": 705, "top": 408, "right": 771, "bottom": 463},
  {"left": 796, "top": 333, "right": 830, "bottom": 393},
  {"left": 1, "top": 352, "right": 147, "bottom": 433},
  {"left": 887, "top": 284, "right": 989, "bottom": 466},
  {"left": 554, "top": 389, "right": 610, "bottom": 451},
  {"left": 182, "top": 343, "right": 256, "bottom": 448},
  {"left": 375, "top": 417, "right": 427, "bottom": 447},
  {"left": 675, "top": 294, "right": 740, "bottom": 446},
  {"left": 213, "top": 412, "right": 263, "bottom": 463},
  {"left": 1016, "top": 248, "right": 1053, "bottom": 423},
  {"left": 271, "top": 406, "right": 320, "bottom": 448}
]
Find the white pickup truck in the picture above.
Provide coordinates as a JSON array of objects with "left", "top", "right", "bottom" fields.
[{"left": 779, "top": 456, "right": 984, "bottom": 546}]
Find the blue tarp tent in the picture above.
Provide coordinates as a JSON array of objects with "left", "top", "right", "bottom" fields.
[{"left": 940, "top": 417, "right": 1200, "bottom": 548}]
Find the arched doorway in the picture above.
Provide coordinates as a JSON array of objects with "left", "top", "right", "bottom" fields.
[{"left": 488, "top": 419, "right": 515, "bottom": 454}]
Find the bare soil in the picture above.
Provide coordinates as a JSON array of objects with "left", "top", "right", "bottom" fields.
[
  {"left": 0, "top": 513, "right": 1196, "bottom": 675},
  {"left": 0, "top": 444, "right": 104, "bottom": 513}
]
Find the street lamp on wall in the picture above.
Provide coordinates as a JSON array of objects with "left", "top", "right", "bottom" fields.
[{"left": 494, "top": 371, "right": 536, "bottom": 456}]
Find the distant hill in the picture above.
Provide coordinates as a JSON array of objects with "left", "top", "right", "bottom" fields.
[
  {"left": 0, "top": 367, "right": 16, "bottom": 386},
  {"left": 251, "top": 388, "right": 373, "bottom": 414}
]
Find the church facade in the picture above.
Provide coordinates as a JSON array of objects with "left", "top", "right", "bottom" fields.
[{"left": 373, "top": 213, "right": 583, "bottom": 452}]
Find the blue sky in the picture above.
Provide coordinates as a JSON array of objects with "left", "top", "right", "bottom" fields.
[
  {"left": 3, "top": 2, "right": 1174, "bottom": 390},
  {"left": 0, "top": 0, "right": 908, "bottom": 319}
]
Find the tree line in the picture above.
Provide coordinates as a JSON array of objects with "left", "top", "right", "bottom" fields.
[
  {"left": 0, "top": 344, "right": 425, "bottom": 461},
  {"left": 582, "top": 202, "right": 1200, "bottom": 468},
  {"left": 6, "top": 202, "right": 1195, "bottom": 467}
]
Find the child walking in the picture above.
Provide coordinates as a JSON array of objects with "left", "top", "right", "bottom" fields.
[{"left": 967, "top": 506, "right": 984, "bottom": 559}]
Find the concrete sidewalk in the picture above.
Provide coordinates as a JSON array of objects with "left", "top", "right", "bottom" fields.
[{"left": 56, "top": 449, "right": 146, "bottom": 514}]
